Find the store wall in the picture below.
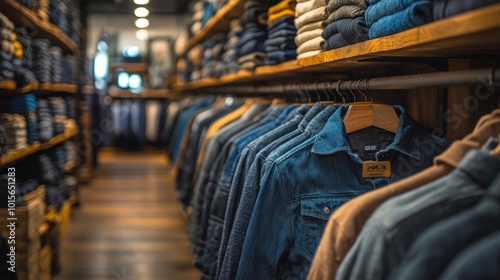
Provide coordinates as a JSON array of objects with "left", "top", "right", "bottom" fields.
[{"left": 86, "top": 14, "right": 189, "bottom": 59}]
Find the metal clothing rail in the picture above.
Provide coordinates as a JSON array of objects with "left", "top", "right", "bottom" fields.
[{"left": 195, "top": 68, "right": 500, "bottom": 96}]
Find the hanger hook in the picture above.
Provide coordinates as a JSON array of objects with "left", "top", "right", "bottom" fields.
[
  {"left": 314, "top": 82, "right": 322, "bottom": 102},
  {"left": 364, "top": 79, "right": 374, "bottom": 103},
  {"left": 320, "top": 82, "right": 330, "bottom": 101},
  {"left": 356, "top": 79, "right": 368, "bottom": 102},
  {"left": 348, "top": 80, "right": 357, "bottom": 102},
  {"left": 336, "top": 80, "right": 346, "bottom": 104},
  {"left": 327, "top": 81, "right": 337, "bottom": 103}
]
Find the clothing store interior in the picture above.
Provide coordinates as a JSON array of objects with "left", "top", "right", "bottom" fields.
[{"left": 0, "top": 0, "right": 500, "bottom": 279}]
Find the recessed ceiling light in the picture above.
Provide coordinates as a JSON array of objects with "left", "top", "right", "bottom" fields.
[
  {"left": 134, "top": 0, "right": 149, "bottom": 4},
  {"left": 134, "top": 7, "right": 149, "bottom": 17},
  {"left": 136, "top": 29, "right": 148, "bottom": 40},
  {"left": 135, "top": 18, "right": 149, "bottom": 28}
]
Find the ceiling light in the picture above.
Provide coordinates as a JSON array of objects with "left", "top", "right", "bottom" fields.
[
  {"left": 135, "top": 18, "right": 149, "bottom": 28},
  {"left": 136, "top": 29, "right": 148, "bottom": 40},
  {"left": 134, "top": 0, "right": 149, "bottom": 4},
  {"left": 134, "top": 7, "right": 149, "bottom": 17}
]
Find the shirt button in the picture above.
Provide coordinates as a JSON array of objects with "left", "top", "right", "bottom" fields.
[{"left": 323, "top": 206, "right": 330, "bottom": 215}]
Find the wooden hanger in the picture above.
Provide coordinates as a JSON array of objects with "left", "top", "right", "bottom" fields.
[
  {"left": 341, "top": 80, "right": 400, "bottom": 134},
  {"left": 492, "top": 142, "right": 500, "bottom": 156}
]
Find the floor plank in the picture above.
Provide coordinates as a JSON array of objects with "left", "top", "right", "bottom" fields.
[{"left": 55, "top": 152, "right": 199, "bottom": 280}]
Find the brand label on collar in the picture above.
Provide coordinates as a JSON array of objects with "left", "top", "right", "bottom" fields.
[{"left": 362, "top": 161, "right": 391, "bottom": 178}]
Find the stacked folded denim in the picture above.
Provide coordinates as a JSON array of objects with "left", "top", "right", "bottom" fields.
[
  {"left": 0, "top": 177, "right": 38, "bottom": 207},
  {"left": 37, "top": 98, "right": 54, "bottom": 142},
  {"left": 295, "top": 0, "right": 327, "bottom": 58},
  {"left": 39, "top": 153, "right": 60, "bottom": 183},
  {"left": 62, "top": 175, "right": 78, "bottom": 198},
  {"left": 64, "top": 141, "right": 78, "bottom": 164},
  {"left": 219, "top": 20, "right": 243, "bottom": 75},
  {"left": 265, "top": 0, "right": 298, "bottom": 65},
  {"left": 0, "top": 114, "right": 27, "bottom": 150},
  {"left": 58, "top": 1, "right": 70, "bottom": 37},
  {"left": 365, "top": 0, "right": 433, "bottom": 39},
  {"left": 49, "top": 46, "right": 63, "bottom": 83},
  {"left": 0, "top": 94, "right": 38, "bottom": 144},
  {"left": 433, "top": 0, "right": 499, "bottom": 21},
  {"left": 191, "top": 1, "right": 205, "bottom": 35},
  {"left": 188, "top": 45, "right": 204, "bottom": 81},
  {"left": 45, "top": 184, "right": 65, "bottom": 211},
  {"left": 50, "top": 145, "right": 67, "bottom": 172},
  {"left": 14, "top": 28, "right": 33, "bottom": 69},
  {"left": 16, "top": 0, "right": 35, "bottom": 8},
  {"left": 49, "top": 0, "right": 62, "bottom": 28},
  {"left": 322, "top": 0, "right": 369, "bottom": 50},
  {"left": 65, "top": 97, "right": 77, "bottom": 120},
  {"left": 64, "top": 55, "right": 78, "bottom": 84},
  {"left": 0, "top": 126, "right": 6, "bottom": 154},
  {"left": 237, "top": 1, "right": 270, "bottom": 70},
  {"left": 0, "top": 13, "right": 15, "bottom": 81},
  {"left": 201, "top": 34, "right": 226, "bottom": 78},
  {"left": 34, "top": 0, "right": 50, "bottom": 22},
  {"left": 49, "top": 97, "right": 67, "bottom": 135},
  {"left": 32, "top": 39, "right": 51, "bottom": 82}
]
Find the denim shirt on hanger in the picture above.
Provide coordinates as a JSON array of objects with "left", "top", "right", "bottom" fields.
[
  {"left": 218, "top": 102, "right": 331, "bottom": 280},
  {"left": 235, "top": 105, "right": 450, "bottom": 279}
]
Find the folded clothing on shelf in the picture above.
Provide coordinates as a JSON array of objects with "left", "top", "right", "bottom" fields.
[
  {"left": 0, "top": 177, "right": 38, "bottom": 207},
  {"left": 433, "top": 0, "right": 500, "bottom": 21},
  {"left": 295, "top": 1, "right": 326, "bottom": 58},
  {"left": 264, "top": 1, "right": 297, "bottom": 65},
  {"left": 32, "top": 39, "right": 51, "bottom": 83},
  {"left": 16, "top": 0, "right": 35, "bottom": 9},
  {"left": 0, "top": 94, "right": 38, "bottom": 144},
  {"left": 0, "top": 125, "right": 6, "bottom": 154},
  {"left": 238, "top": 52, "right": 267, "bottom": 70},
  {"left": 37, "top": 98, "right": 54, "bottom": 142},
  {"left": 365, "top": 0, "right": 433, "bottom": 39},
  {"left": 0, "top": 113, "right": 27, "bottom": 150},
  {"left": 49, "top": 46, "right": 63, "bottom": 83}
]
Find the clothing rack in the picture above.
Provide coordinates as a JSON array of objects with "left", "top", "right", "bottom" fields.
[{"left": 195, "top": 68, "right": 500, "bottom": 97}]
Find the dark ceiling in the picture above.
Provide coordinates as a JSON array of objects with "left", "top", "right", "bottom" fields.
[{"left": 82, "top": 0, "right": 189, "bottom": 15}]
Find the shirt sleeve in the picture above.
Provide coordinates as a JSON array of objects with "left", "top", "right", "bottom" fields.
[{"left": 236, "top": 161, "right": 290, "bottom": 280}]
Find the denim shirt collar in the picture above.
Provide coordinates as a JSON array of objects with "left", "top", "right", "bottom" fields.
[
  {"left": 298, "top": 102, "right": 325, "bottom": 132},
  {"left": 312, "top": 105, "right": 421, "bottom": 161},
  {"left": 458, "top": 149, "right": 500, "bottom": 189}
]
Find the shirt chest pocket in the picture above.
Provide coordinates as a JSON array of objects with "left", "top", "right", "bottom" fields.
[{"left": 301, "top": 194, "right": 355, "bottom": 260}]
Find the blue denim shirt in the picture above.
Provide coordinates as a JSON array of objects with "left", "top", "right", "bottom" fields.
[
  {"left": 236, "top": 105, "right": 450, "bottom": 279},
  {"left": 216, "top": 105, "right": 311, "bottom": 278},
  {"left": 201, "top": 106, "right": 297, "bottom": 279},
  {"left": 218, "top": 103, "right": 329, "bottom": 279},
  {"left": 193, "top": 106, "right": 285, "bottom": 270}
]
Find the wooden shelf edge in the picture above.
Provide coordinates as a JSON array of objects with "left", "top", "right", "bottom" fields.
[
  {"left": 0, "top": 80, "right": 16, "bottom": 91},
  {"left": 174, "top": 3, "right": 500, "bottom": 91},
  {"left": 0, "top": 127, "right": 78, "bottom": 168},
  {"left": 1, "top": 0, "right": 79, "bottom": 53}
]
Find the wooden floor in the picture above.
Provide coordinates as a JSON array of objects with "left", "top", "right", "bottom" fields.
[{"left": 55, "top": 152, "right": 200, "bottom": 280}]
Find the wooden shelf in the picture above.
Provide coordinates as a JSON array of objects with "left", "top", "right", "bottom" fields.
[
  {"left": 107, "top": 86, "right": 182, "bottom": 99},
  {"left": 174, "top": 4, "right": 500, "bottom": 91},
  {"left": 181, "top": 0, "right": 247, "bottom": 57},
  {"left": 64, "top": 160, "right": 76, "bottom": 172},
  {"left": 37, "top": 83, "right": 79, "bottom": 94},
  {"left": 0, "top": 0, "right": 79, "bottom": 53},
  {"left": 0, "top": 126, "right": 78, "bottom": 168},
  {"left": 0, "top": 80, "right": 16, "bottom": 91}
]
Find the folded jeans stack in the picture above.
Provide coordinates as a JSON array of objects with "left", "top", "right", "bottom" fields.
[
  {"left": 188, "top": 45, "right": 204, "bottom": 81},
  {"left": 65, "top": 97, "right": 77, "bottom": 120},
  {"left": 49, "top": 46, "right": 63, "bottom": 83},
  {"left": 365, "top": 0, "right": 433, "bottom": 39},
  {"left": 0, "top": 94, "right": 38, "bottom": 144},
  {"left": 201, "top": 34, "right": 226, "bottom": 78},
  {"left": 322, "top": 0, "right": 369, "bottom": 50},
  {"left": 237, "top": 1, "right": 271, "bottom": 70},
  {"left": 295, "top": 0, "right": 327, "bottom": 58},
  {"left": 219, "top": 20, "right": 243, "bottom": 75},
  {"left": 0, "top": 114, "right": 27, "bottom": 150},
  {"left": 0, "top": 177, "right": 38, "bottom": 207},
  {"left": 63, "top": 55, "right": 78, "bottom": 84},
  {"left": 0, "top": 13, "right": 15, "bottom": 80},
  {"left": 64, "top": 141, "right": 78, "bottom": 164},
  {"left": 50, "top": 145, "right": 67, "bottom": 172},
  {"left": 49, "top": 97, "right": 67, "bottom": 135},
  {"left": 32, "top": 39, "right": 51, "bottom": 82},
  {"left": 265, "top": 0, "right": 298, "bottom": 65},
  {"left": 14, "top": 28, "right": 37, "bottom": 86},
  {"left": 37, "top": 98, "right": 54, "bottom": 142}
]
